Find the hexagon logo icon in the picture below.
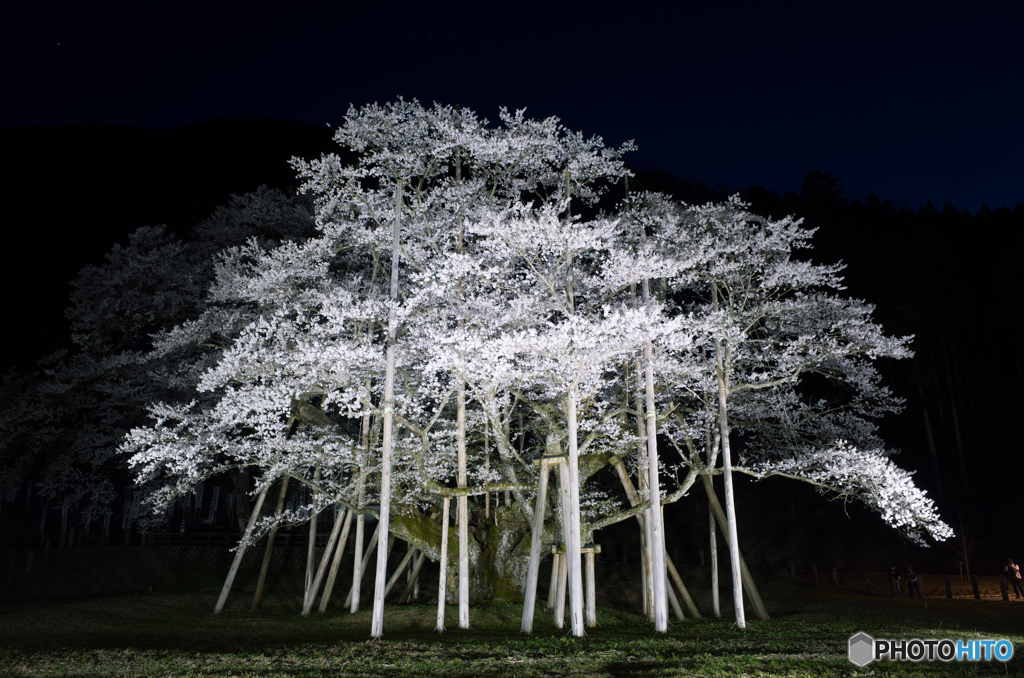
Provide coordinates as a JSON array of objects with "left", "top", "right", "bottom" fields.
[{"left": 848, "top": 632, "right": 875, "bottom": 666}]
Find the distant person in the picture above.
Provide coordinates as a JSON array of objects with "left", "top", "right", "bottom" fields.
[
  {"left": 887, "top": 563, "right": 901, "bottom": 597},
  {"left": 1005, "top": 559, "right": 1024, "bottom": 598},
  {"left": 905, "top": 566, "right": 922, "bottom": 598}
]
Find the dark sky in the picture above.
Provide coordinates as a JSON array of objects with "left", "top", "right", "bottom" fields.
[{"left": 4, "top": 1, "right": 1022, "bottom": 212}]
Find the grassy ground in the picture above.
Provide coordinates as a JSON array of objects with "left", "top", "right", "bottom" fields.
[{"left": 2, "top": 550, "right": 1024, "bottom": 676}]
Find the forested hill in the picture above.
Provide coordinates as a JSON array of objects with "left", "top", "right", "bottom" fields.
[{"left": 0, "top": 118, "right": 337, "bottom": 372}]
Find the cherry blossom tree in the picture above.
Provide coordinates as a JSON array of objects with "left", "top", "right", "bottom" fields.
[{"left": 121, "top": 101, "right": 951, "bottom": 639}]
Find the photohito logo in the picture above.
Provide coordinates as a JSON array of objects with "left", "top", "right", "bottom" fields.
[{"left": 848, "top": 632, "right": 1014, "bottom": 666}]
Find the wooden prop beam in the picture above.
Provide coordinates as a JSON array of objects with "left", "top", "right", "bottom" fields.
[
  {"left": 609, "top": 456, "right": 701, "bottom": 619},
  {"left": 436, "top": 497, "right": 451, "bottom": 633},
  {"left": 521, "top": 456, "right": 555, "bottom": 634},
  {"left": 700, "top": 473, "right": 769, "bottom": 621},
  {"left": 252, "top": 477, "right": 289, "bottom": 611},
  {"left": 344, "top": 519, "right": 382, "bottom": 610},
  {"left": 303, "top": 506, "right": 348, "bottom": 616},
  {"left": 318, "top": 508, "right": 355, "bottom": 613},
  {"left": 399, "top": 551, "right": 427, "bottom": 604},
  {"left": 214, "top": 482, "right": 270, "bottom": 614}
]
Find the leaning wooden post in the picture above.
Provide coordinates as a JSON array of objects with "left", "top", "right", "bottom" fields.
[
  {"left": 345, "top": 518, "right": 381, "bottom": 610},
  {"left": 399, "top": 551, "right": 428, "bottom": 604},
  {"left": 304, "top": 467, "right": 321, "bottom": 604},
  {"left": 383, "top": 546, "right": 417, "bottom": 598},
  {"left": 665, "top": 555, "right": 701, "bottom": 619},
  {"left": 610, "top": 455, "right": 701, "bottom": 619},
  {"left": 252, "top": 477, "right": 289, "bottom": 611},
  {"left": 521, "top": 456, "right": 553, "bottom": 634},
  {"left": 700, "top": 473, "right": 769, "bottom": 620},
  {"left": 436, "top": 497, "right": 451, "bottom": 633},
  {"left": 553, "top": 545, "right": 568, "bottom": 629},
  {"left": 303, "top": 506, "right": 349, "bottom": 616},
  {"left": 214, "top": 482, "right": 270, "bottom": 614},
  {"left": 659, "top": 504, "right": 685, "bottom": 621},
  {"left": 371, "top": 179, "right": 403, "bottom": 639},
  {"left": 317, "top": 508, "right": 355, "bottom": 613}
]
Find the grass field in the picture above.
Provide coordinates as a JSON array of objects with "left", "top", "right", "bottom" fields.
[{"left": 2, "top": 550, "right": 1023, "bottom": 676}]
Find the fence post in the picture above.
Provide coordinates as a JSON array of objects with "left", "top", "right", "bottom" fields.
[
  {"left": 970, "top": 575, "right": 980, "bottom": 600},
  {"left": 831, "top": 567, "right": 839, "bottom": 588},
  {"left": 944, "top": 576, "right": 952, "bottom": 599},
  {"left": 999, "top": 575, "right": 1009, "bottom": 601}
]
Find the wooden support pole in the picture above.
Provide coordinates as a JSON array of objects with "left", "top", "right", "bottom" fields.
[
  {"left": 436, "top": 497, "right": 450, "bottom": 633},
  {"left": 371, "top": 180, "right": 402, "bottom": 639},
  {"left": 383, "top": 546, "right": 417, "bottom": 599},
  {"left": 399, "top": 551, "right": 427, "bottom": 604},
  {"left": 305, "top": 469, "right": 320, "bottom": 602},
  {"left": 547, "top": 552, "right": 560, "bottom": 610},
  {"left": 585, "top": 547, "right": 598, "bottom": 628},
  {"left": 666, "top": 554, "right": 701, "bottom": 619},
  {"left": 710, "top": 500, "right": 720, "bottom": 618},
  {"left": 252, "top": 477, "right": 290, "bottom": 611},
  {"left": 344, "top": 519, "right": 381, "bottom": 610},
  {"left": 700, "top": 474, "right": 770, "bottom": 621},
  {"left": 303, "top": 506, "right": 349, "bottom": 616},
  {"left": 553, "top": 546, "right": 567, "bottom": 629},
  {"left": 317, "top": 508, "right": 355, "bottom": 613},
  {"left": 350, "top": 513, "right": 364, "bottom": 611},
  {"left": 521, "top": 457, "right": 553, "bottom": 634},
  {"left": 666, "top": 572, "right": 684, "bottom": 620},
  {"left": 214, "top": 482, "right": 270, "bottom": 614}
]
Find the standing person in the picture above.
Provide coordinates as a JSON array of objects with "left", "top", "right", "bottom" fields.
[
  {"left": 1005, "top": 559, "right": 1024, "bottom": 599},
  {"left": 905, "top": 566, "right": 922, "bottom": 599},
  {"left": 887, "top": 563, "right": 901, "bottom": 597}
]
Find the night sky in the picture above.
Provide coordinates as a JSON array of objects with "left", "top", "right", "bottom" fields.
[
  {"left": 1, "top": 1, "right": 1022, "bottom": 561},
  {"left": 5, "top": 2, "right": 1022, "bottom": 211}
]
